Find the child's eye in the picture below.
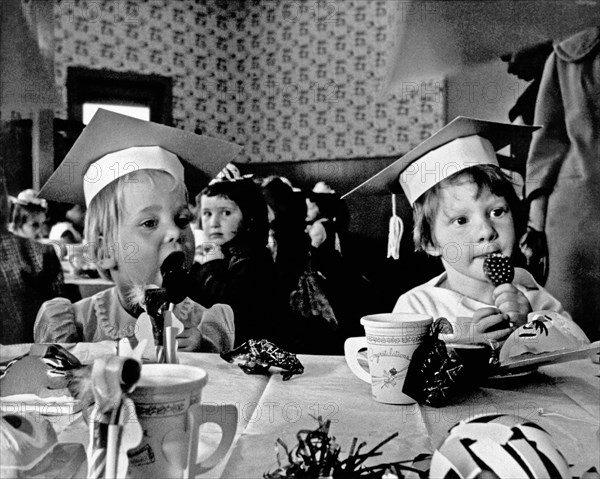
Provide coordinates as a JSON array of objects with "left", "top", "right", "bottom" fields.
[
  {"left": 202, "top": 211, "right": 211, "bottom": 218},
  {"left": 453, "top": 217, "right": 468, "bottom": 226},
  {"left": 140, "top": 219, "right": 158, "bottom": 228},
  {"left": 223, "top": 210, "right": 231, "bottom": 216},
  {"left": 490, "top": 207, "right": 507, "bottom": 218}
]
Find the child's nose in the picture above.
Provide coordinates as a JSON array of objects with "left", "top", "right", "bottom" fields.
[
  {"left": 209, "top": 214, "right": 220, "bottom": 227},
  {"left": 164, "top": 220, "right": 183, "bottom": 243},
  {"left": 477, "top": 219, "right": 498, "bottom": 242}
]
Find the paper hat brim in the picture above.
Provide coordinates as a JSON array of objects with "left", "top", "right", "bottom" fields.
[
  {"left": 39, "top": 109, "right": 243, "bottom": 205},
  {"left": 342, "top": 116, "right": 539, "bottom": 202}
]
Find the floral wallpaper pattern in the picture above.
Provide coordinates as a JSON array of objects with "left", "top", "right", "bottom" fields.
[{"left": 53, "top": 0, "right": 444, "bottom": 162}]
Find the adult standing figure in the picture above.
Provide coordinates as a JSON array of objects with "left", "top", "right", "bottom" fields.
[{"left": 524, "top": 26, "right": 600, "bottom": 341}]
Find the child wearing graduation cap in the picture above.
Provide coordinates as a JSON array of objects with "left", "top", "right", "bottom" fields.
[
  {"left": 345, "top": 117, "right": 588, "bottom": 348},
  {"left": 33, "top": 110, "right": 240, "bottom": 352}
]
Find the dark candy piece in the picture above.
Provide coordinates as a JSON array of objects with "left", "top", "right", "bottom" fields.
[
  {"left": 220, "top": 339, "right": 304, "bottom": 381},
  {"left": 483, "top": 253, "right": 515, "bottom": 286},
  {"left": 160, "top": 251, "right": 188, "bottom": 304}
]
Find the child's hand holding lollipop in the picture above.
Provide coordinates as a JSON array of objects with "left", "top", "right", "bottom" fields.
[{"left": 484, "top": 253, "right": 531, "bottom": 328}]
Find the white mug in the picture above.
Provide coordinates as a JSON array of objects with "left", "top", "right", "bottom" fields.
[
  {"left": 127, "top": 364, "right": 237, "bottom": 479},
  {"left": 345, "top": 313, "right": 432, "bottom": 404}
]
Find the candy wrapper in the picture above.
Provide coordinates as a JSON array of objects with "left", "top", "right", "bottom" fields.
[
  {"left": 264, "top": 416, "right": 429, "bottom": 478},
  {"left": 221, "top": 339, "right": 304, "bottom": 381},
  {"left": 1, "top": 344, "right": 84, "bottom": 398},
  {"left": 402, "top": 318, "right": 466, "bottom": 407}
]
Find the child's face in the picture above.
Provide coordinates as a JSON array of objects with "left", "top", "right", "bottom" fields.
[
  {"left": 115, "top": 174, "right": 194, "bottom": 288},
  {"left": 19, "top": 212, "right": 46, "bottom": 239},
  {"left": 200, "top": 195, "right": 243, "bottom": 246},
  {"left": 430, "top": 180, "right": 515, "bottom": 283}
]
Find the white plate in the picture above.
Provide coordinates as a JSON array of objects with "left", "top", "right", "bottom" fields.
[{"left": 496, "top": 340, "right": 600, "bottom": 374}]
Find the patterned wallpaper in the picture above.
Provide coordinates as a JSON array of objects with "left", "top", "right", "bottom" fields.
[{"left": 53, "top": 0, "right": 445, "bottom": 162}]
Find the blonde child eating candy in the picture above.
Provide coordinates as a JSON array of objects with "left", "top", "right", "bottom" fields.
[
  {"left": 345, "top": 117, "right": 588, "bottom": 349},
  {"left": 33, "top": 110, "right": 241, "bottom": 353}
]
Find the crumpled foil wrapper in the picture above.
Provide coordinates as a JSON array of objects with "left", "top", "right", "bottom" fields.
[
  {"left": 402, "top": 318, "right": 466, "bottom": 407},
  {"left": 221, "top": 339, "right": 304, "bottom": 381}
]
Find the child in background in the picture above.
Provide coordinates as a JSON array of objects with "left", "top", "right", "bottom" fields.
[
  {"left": 1, "top": 177, "right": 65, "bottom": 344},
  {"left": 48, "top": 203, "right": 85, "bottom": 246},
  {"left": 9, "top": 189, "right": 48, "bottom": 240},
  {"left": 190, "top": 177, "right": 286, "bottom": 348},
  {"left": 33, "top": 110, "right": 241, "bottom": 352},
  {"left": 344, "top": 117, "right": 588, "bottom": 347}
]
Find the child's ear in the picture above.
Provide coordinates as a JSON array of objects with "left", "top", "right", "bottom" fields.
[
  {"left": 96, "top": 254, "right": 117, "bottom": 270},
  {"left": 425, "top": 243, "right": 441, "bottom": 257},
  {"left": 95, "top": 237, "right": 118, "bottom": 270}
]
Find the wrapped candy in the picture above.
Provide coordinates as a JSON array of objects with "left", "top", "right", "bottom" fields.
[
  {"left": 221, "top": 339, "right": 304, "bottom": 381},
  {"left": 402, "top": 318, "right": 466, "bottom": 407}
]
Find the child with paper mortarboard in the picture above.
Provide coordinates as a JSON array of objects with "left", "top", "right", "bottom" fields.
[
  {"left": 344, "top": 117, "right": 588, "bottom": 356},
  {"left": 33, "top": 109, "right": 240, "bottom": 353}
]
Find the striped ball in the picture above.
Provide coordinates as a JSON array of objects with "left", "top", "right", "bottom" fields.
[{"left": 429, "top": 414, "right": 571, "bottom": 478}]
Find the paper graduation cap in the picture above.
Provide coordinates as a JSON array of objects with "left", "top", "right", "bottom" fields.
[
  {"left": 39, "top": 109, "right": 243, "bottom": 206},
  {"left": 342, "top": 116, "right": 539, "bottom": 205}
]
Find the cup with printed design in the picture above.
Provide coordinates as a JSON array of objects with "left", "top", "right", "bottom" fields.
[
  {"left": 344, "top": 313, "right": 433, "bottom": 404},
  {"left": 126, "top": 364, "right": 237, "bottom": 479}
]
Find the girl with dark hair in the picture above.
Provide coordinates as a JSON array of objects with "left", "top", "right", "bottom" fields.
[{"left": 190, "top": 178, "right": 285, "bottom": 347}]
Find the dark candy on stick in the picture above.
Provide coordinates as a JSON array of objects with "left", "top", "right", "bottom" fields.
[
  {"left": 160, "top": 251, "right": 188, "bottom": 304},
  {"left": 143, "top": 252, "right": 189, "bottom": 345},
  {"left": 483, "top": 253, "right": 514, "bottom": 286},
  {"left": 144, "top": 288, "right": 169, "bottom": 345}
]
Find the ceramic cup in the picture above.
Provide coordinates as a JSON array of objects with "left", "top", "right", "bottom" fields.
[
  {"left": 345, "top": 313, "right": 433, "bottom": 404},
  {"left": 127, "top": 364, "right": 237, "bottom": 479}
]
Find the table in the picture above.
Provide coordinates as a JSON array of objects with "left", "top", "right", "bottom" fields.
[{"left": 2, "top": 345, "right": 598, "bottom": 478}]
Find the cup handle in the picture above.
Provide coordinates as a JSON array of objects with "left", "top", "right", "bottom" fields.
[
  {"left": 185, "top": 403, "right": 238, "bottom": 478},
  {"left": 344, "top": 337, "right": 371, "bottom": 384}
]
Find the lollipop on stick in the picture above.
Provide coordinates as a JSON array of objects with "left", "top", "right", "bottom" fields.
[
  {"left": 483, "top": 253, "right": 514, "bottom": 286},
  {"left": 483, "top": 253, "right": 515, "bottom": 340}
]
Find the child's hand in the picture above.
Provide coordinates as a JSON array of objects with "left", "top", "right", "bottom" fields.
[
  {"left": 471, "top": 307, "right": 515, "bottom": 344},
  {"left": 492, "top": 284, "right": 532, "bottom": 328},
  {"left": 177, "top": 315, "right": 203, "bottom": 352}
]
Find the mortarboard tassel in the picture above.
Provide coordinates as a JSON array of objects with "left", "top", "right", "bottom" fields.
[{"left": 387, "top": 194, "right": 403, "bottom": 260}]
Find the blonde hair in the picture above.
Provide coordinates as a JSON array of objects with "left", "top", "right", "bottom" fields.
[{"left": 85, "top": 169, "right": 187, "bottom": 281}]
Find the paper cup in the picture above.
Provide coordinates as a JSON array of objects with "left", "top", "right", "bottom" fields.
[
  {"left": 345, "top": 313, "right": 432, "bottom": 404},
  {"left": 127, "top": 364, "right": 237, "bottom": 479}
]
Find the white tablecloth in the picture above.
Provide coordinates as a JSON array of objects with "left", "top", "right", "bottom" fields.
[{"left": 1, "top": 345, "right": 598, "bottom": 478}]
